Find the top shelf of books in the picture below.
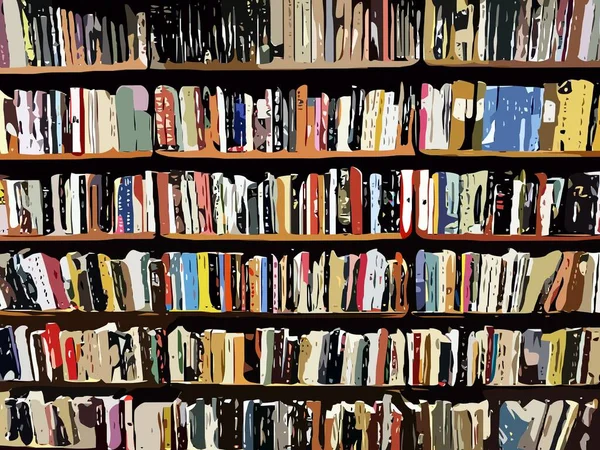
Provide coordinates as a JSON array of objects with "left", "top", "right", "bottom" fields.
[{"left": 0, "top": 0, "right": 597, "bottom": 74}]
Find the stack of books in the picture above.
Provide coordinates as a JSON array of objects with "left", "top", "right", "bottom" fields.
[
  {"left": 423, "top": 0, "right": 599, "bottom": 64},
  {"left": 419, "top": 80, "right": 600, "bottom": 152},
  {"left": 155, "top": 84, "right": 415, "bottom": 153},
  {"left": 148, "top": 0, "right": 422, "bottom": 67},
  {"left": 158, "top": 168, "right": 413, "bottom": 237},
  {"left": 466, "top": 326, "right": 600, "bottom": 386},
  {"left": 0, "top": 86, "right": 152, "bottom": 156},
  {"left": 415, "top": 249, "right": 600, "bottom": 314},
  {"left": 417, "top": 169, "right": 600, "bottom": 237},
  {"left": 163, "top": 249, "right": 408, "bottom": 314},
  {"left": 0, "top": 172, "right": 155, "bottom": 237},
  {"left": 0, "top": 2, "right": 146, "bottom": 70}
]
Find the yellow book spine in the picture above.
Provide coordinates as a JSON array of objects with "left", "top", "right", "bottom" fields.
[
  {"left": 198, "top": 252, "right": 217, "bottom": 312},
  {"left": 162, "top": 406, "right": 172, "bottom": 450},
  {"left": 543, "top": 330, "right": 566, "bottom": 385},
  {"left": 432, "top": 173, "right": 440, "bottom": 235},
  {"left": 19, "top": 1, "right": 35, "bottom": 65},
  {"left": 374, "top": 90, "right": 385, "bottom": 151},
  {"left": 97, "top": 254, "right": 116, "bottom": 311}
]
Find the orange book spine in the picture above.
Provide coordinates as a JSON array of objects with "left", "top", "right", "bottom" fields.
[
  {"left": 296, "top": 85, "right": 308, "bottom": 151},
  {"left": 156, "top": 172, "right": 170, "bottom": 235},
  {"left": 350, "top": 167, "right": 363, "bottom": 235}
]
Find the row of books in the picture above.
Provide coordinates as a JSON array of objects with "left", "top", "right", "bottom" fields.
[
  {"left": 0, "top": 172, "right": 155, "bottom": 237},
  {"left": 9, "top": 80, "right": 600, "bottom": 156},
  {"left": 158, "top": 168, "right": 413, "bottom": 236},
  {"left": 154, "top": 84, "right": 415, "bottom": 153},
  {"left": 149, "top": 0, "right": 422, "bottom": 67},
  {"left": 1, "top": 87, "right": 152, "bottom": 155},
  {"left": 415, "top": 249, "right": 600, "bottom": 314},
  {"left": 0, "top": 2, "right": 147, "bottom": 70},
  {"left": 0, "top": 324, "right": 455, "bottom": 387},
  {"left": 416, "top": 170, "right": 600, "bottom": 237},
  {"left": 466, "top": 326, "right": 600, "bottom": 386},
  {"left": 424, "top": 0, "right": 600, "bottom": 63},
  {"left": 420, "top": 80, "right": 600, "bottom": 152},
  {"left": 0, "top": 248, "right": 408, "bottom": 313},
  {"left": 0, "top": 391, "right": 495, "bottom": 450}
]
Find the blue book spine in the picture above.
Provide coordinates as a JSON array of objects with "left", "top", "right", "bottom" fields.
[
  {"left": 490, "top": 333, "right": 499, "bottom": 382},
  {"left": 415, "top": 250, "right": 426, "bottom": 311},
  {"left": 123, "top": 176, "right": 134, "bottom": 233},
  {"left": 243, "top": 401, "right": 255, "bottom": 450},
  {"left": 424, "top": 252, "right": 439, "bottom": 312},
  {"left": 369, "top": 173, "right": 382, "bottom": 234},
  {"left": 498, "top": 402, "right": 528, "bottom": 450},
  {"left": 260, "top": 256, "right": 268, "bottom": 312},
  {"left": 170, "top": 252, "right": 183, "bottom": 310},
  {"left": 182, "top": 253, "right": 199, "bottom": 310},
  {"left": 436, "top": 173, "right": 450, "bottom": 234},
  {"left": 482, "top": 86, "right": 498, "bottom": 151},
  {"left": 528, "top": 87, "right": 543, "bottom": 151},
  {"left": 235, "top": 95, "right": 246, "bottom": 147},
  {"left": 219, "top": 253, "right": 226, "bottom": 312}
]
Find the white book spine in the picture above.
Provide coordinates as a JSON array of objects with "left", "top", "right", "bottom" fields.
[
  {"left": 216, "top": 87, "right": 227, "bottom": 152},
  {"left": 417, "top": 170, "right": 430, "bottom": 232}
]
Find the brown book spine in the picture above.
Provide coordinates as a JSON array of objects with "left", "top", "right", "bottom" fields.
[
  {"left": 350, "top": 167, "right": 363, "bottom": 234},
  {"left": 375, "top": 329, "right": 389, "bottom": 385},
  {"left": 209, "top": 94, "right": 220, "bottom": 151},
  {"left": 61, "top": 9, "right": 73, "bottom": 66},
  {"left": 156, "top": 172, "right": 170, "bottom": 234}
]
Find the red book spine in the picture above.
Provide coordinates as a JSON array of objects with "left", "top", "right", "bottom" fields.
[
  {"left": 133, "top": 175, "right": 144, "bottom": 231},
  {"left": 356, "top": 253, "right": 368, "bottom": 311},
  {"left": 163, "top": 88, "right": 177, "bottom": 148},
  {"left": 154, "top": 87, "right": 167, "bottom": 147},
  {"left": 350, "top": 167, "right": 363, "bottom": 235},
  {"left": 161, "top": 254, "right": 173, "bottom": 311},
  {"left": 43, "top": 323, "right": 63, "bottom": 369},
  {"left": 64, "top": 337, "right": 78, "bottom": 380},
  {"left": 413, "top": 332, "right": 422, "bottom": 385},
  {"left": 42, "top": 254, "right": 70, "bottom": 309},
  {"left": 390, "top": 408, "right": 403, "bottom": 450},
  {"left": 224, "top": 253, "right": 233, "bottom": 312},
  {"left": 157, "top": 172, "right": 170, "bottom": 235}
]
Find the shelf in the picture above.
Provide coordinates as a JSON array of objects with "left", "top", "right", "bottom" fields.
[
  {"left": 152, "top": 59, "right": 419, "bottom": 71},
  {"left": 416, "top": 231, "right": 600, "bottom": 242},
  {"left": 0, "top": 310, "right": 408, "bottom": 319},
  {"left": 0, "top": 232, "right": 155, "bottom": 242},
  {"left": 424, "top": 58, "right": 600, "bottom": 68},
  {"left": 0, "top": 60, "right": 147, "bottom": 74},
  {"left": 162, "top": 233, "right": 405, "bottom": 241},
  {"left": 157, "top": 148, "right": 414, "bottom": 159},
  {"left": 0, "top": 150, "right": 152, "bottom": 161},
  {"left": 420, "top": 149, "right": 600, "bottom": 158}
]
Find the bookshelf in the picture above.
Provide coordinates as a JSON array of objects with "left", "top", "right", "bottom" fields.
[{"left": 0, "top": 1, "right": 598, "bottom": 449}]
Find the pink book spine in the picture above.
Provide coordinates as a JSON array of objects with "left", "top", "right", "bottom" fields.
[
  {"left": 0, "top": 1, "right": 9, "bottom": 68},
  {"left": 320, "top": 94, "right": 329, "bottom": 150},
  {"left": 301, "top": 251, "right": 310, "bottom": 289},
  {"left": 42, "top": 254, "right": 70, "bottom": 309},
  {"left": 314, "top": 98, "right": 322, "bottom": 151}
]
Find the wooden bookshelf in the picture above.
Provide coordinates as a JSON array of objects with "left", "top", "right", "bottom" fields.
[
  {"left": 0, "top": 150, "right": 152, "bottom": 161},
  {"left": 0, "top": 59, "right": 147, "bottom": 74},
  {"left": 162, "top": 233, "right": 406, "bottom": 241},
  {"left": 157, "top": 147, "right": 415, "bottom": 159},
  {"left": 420, "top": 149, "right": 600, "bottom": 158},
  {"left": 153, "top": 59, "right": 419, "bottom": 71},
  {"left": 0, "top": 232, "right": 155, "bottom": 242}
]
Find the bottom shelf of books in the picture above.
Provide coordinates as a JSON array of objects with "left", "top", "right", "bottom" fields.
[{"left": 0, "top": 388, "right": 597, "bottom": 450}]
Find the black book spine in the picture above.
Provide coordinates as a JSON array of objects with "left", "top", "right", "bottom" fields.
[
  {"left": 233, "top": 0, "right": 251, "bottom": 62},
  {"left": 327, "top": 97, "right": 337, "bottom": 150},
  {"left": 349, "top": 87, "right": 364, "bottom": 150},
  {"left": 99, "top": 174, "right": 113, "bottom": 233},
  {"left": 263, "top": 178, "right": 273, "bottom": 234},
  {"left": 288, "top": 89, "right": 297, "bottom": 152},
  {"left": 208, "top": 253, "right": 222, "bottom": 310},
  {"left": 266, "top": 255, "right": 274, "bottom": 312},
  {"left": 41, "top": 178, "right": 54, "bottom": 235},
  {"left": 256, "top": 0, "right": 272, "bottom": 63},
  {"left": 78, "top": 176, "right": 88, "bottom": 234},
  {"left": 87, "top": 255, "right": 108, "bottom": 311},
  {"left": 247, "top": 182, "right": 259, "bottom": 234}
]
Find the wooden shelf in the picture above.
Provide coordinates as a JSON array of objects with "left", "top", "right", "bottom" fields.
[
  {"left": 424, "top": 58, "right": 600, "bottom": 68},
  {"left": 157, "top": 148, "right": 414, "bottom": 159},
  {"left": 162, "top": 233, "right": 405, "bottom": 241},
  {"left": 0, "top": 60, "right": 147, "bottom": 74},
  {"left": 416, "top": 231, "right": 600, "bottom": 242},
  {"left": 152, "top": 59, "right": 419, "bottom": 71},
  {"left": 420, "top": 149, "right": 600, "bottom": 158},
  {"left": 0, "top": 232, "right": 155, "bottom": 242},
  {"left": 0, "top": 150, "right": 152, "bottom": 161},
  {"left": 0, "top": 310, "right": 408, "bottom": 318}
]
